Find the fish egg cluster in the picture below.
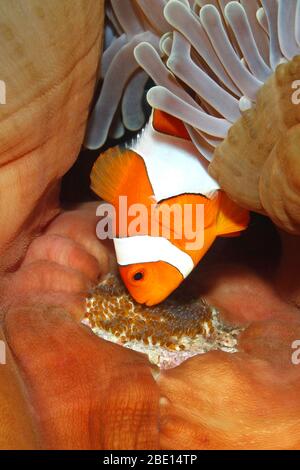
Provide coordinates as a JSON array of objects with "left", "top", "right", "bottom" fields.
[{"left": 84, "top": 274, "right": 241, "bottom": 369}]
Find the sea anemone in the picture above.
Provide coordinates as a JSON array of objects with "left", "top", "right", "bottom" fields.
[
  {"left": 136, "top": 0, "right": 299, "bottom": 153},
  {"left": 134, "top": 0, "right": 300, "bottom": 233},
  {"left": 86, "top": 0, "right": 300, "bottom": 234},
  {"left": 84, "top": 0, "right": 170, "bottom": 149}
]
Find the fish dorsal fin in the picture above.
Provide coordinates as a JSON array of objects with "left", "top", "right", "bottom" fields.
[
  {"left": 153, "top": 109, "right": 190, "bottom": 140},
  {"left": 90, "top": 146, "right": 154, "bottom": 207},
  {"left": 217, "top": 192, "right": 249, "bottom": 236}
]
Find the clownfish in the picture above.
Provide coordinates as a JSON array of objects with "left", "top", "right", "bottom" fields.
[{"left": 91, "top": 110, "right": 249, "bottom": 306}]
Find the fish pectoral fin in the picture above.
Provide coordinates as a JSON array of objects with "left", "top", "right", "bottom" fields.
[{"left": 216, "top": 192, "right": 249, "bottom": 236}]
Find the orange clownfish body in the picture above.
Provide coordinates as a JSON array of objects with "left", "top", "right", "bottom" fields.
[{"left": 91, "top": 110, "right": 249, "bottom": 306}]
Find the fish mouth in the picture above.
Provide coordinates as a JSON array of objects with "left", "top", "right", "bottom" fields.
[
  {"left": 127, "top": 290, "right": 167, "bottom": 307},
  {"left": 144, "top": 297, "right": 165, "bottom": 307}
]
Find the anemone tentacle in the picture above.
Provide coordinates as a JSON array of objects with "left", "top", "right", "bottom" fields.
[
  {"left": 136, "top": 0, "right": 300, "bottom": 162},
  {"left": 86, "top": 0, "right": 300, "bottom": 161},
  {"left": 85, "top": 0, "right": 167, "bottom": 150}
]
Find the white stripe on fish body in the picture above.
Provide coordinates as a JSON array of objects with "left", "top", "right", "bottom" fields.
[
  {"left": 113, "top": 236, "right": 194, "bottom": 279},
  {"left": 127, "top": 115, "right": 220, "bottom": 202}
]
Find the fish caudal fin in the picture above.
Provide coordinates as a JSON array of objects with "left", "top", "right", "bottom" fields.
[
  {"left": 216, "top": 192, "right": 249, "bottom": 237},
  {"left": 90, "top": 146, "right": 154, "bottom": 207}
]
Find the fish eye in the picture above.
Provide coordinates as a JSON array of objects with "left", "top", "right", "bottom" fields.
[{"left": 133, "top": 271, "right": 144, "bottom": 281}]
